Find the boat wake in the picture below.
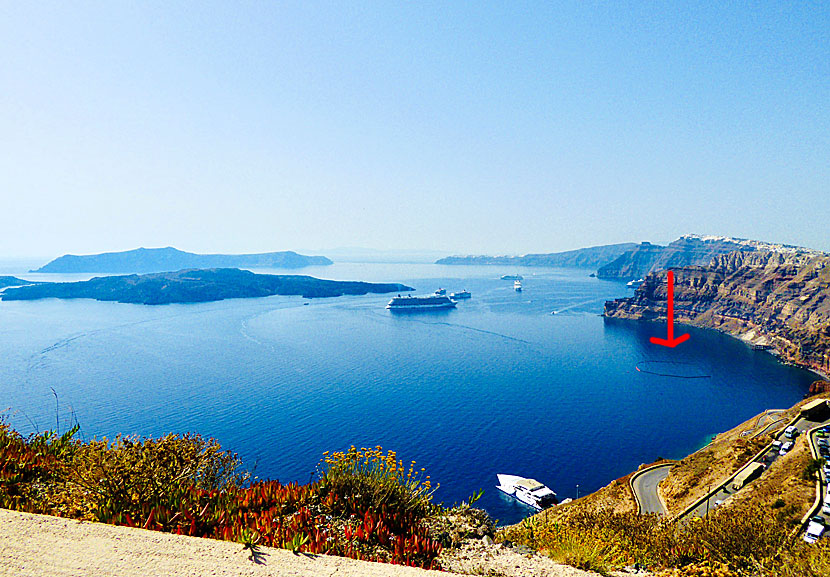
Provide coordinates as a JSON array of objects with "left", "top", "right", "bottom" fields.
[
  {"left": 427, "top": 321, "right": 535, "bottom": 346},
  {"left": 551, "top": 296, "right": 609, "bottom": 315},
  {"left": 636, "top": 360, "right": 712, "bottom": 379}
]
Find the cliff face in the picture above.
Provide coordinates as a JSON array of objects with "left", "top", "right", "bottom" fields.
[
  {"left": 604, "top": 251, "right": 830, "bottom": 375},
  {"left": 596, "top": 236, "right": 759, "bottom": 279}
]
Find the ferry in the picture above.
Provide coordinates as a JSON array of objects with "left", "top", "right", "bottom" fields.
[
  {"left": 496, "top": 474, "right": 556, "bottom": 510},
  {"left": 450, "top": 290, "right": 471, "bottom": 299},
  {"left": 386, "top": 294, "right": 457, "bottom": 311},
  {"left": 514, "top": 280, "right": 522, "bottom": 291},
  {"left": 626, "top": 278, "right": 645, "bottom": 288},
  {"left": 501, "top": 274, "right": 523, "bottom": 281}
]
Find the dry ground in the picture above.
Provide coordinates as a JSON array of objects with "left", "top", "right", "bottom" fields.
[{"left": 0, "top": 508, "right": 603, "bottom": 577}]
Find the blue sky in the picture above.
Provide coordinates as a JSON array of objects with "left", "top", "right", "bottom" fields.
[{"left": 1, "top": 1, "right": 828, "bottom": 258}]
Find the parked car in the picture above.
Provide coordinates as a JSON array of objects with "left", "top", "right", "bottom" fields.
[
  {"left": 779, "top": 441, "right": 794, "bottom": 456},
  {"left": 785, "top": 425, "right": 799, "bottom": 439},
  {"left": 823, "top": 502, "right": 830, "bottom": 515},
  {"left": 772, "top": 440, "right": 783, "bottom": 450},
  {"left": 817, "top": 430, "right": 828, "bottom": 438},
  {"left": 811, "top": 516, "right": 826, "bottom": 526},
  {"left": 804, "top": 521, "right": 825, "bottom": 544}
]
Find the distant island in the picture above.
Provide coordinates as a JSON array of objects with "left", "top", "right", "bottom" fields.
[
  {"left": 31, "top": 247, "right": 333, "bottom": 274},
  {"left": 1, "top": 268, "right": 413, "bottom": 305},
  {"left": 435, "top": 242, "right": 638, "bottom": 269},
  {"left": 0, "top": 276, "right": 34, "bottom": 289},
  {"left": 437, "top": 235, "right": 819, "bottom": 281}
]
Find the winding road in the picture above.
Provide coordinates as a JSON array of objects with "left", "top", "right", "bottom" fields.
[{"left": 631, "top": 463, "right": 673, "bottom": 515}]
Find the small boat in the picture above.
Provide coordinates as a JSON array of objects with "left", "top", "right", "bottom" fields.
[
  {"left": 450, "top": 290, "right": 471, "bottom": 299},
  {"left": 501, "top": 274, "right": 523, "bottom": 281},
  {"left": 434, "top": 288, "right": 447, "bottom": 296},
  {"left": 514, "top": 280, "right": 522, "bottom": 291},
  {"left": 496, "top": 474, "right": 556, "bottom": 510},
  {"left": 626, "top": 278, "right": 644, "bottom": 288}
]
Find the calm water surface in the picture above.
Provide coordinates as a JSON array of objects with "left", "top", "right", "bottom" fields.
[{"left": 0, "top": 262, "right": 818, "bottom": 525}]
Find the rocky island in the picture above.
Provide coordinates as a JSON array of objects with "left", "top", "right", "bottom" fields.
[
  {"left": 31, "top": 247, "right": 333, "bottom": 274},
  {"left": 435, "top": 242, "right": 638, "bottom": 269},
  {"left": 1, "top": 268, "right": 413, "bottom": 305},
  {"left": 604, "top": 249, "right": 830, "bottom": 376},
  {"left": 0, "top": 276, "right": 34, "bottom": 289},
  {"left": 435, "top": 235, "right": 812, "bottom": 280}
]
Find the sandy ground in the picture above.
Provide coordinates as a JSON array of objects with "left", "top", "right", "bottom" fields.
[{"left": 0, "top": 509, "right": 602, "bottom": 577}]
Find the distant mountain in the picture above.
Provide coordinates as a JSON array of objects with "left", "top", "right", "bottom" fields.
[
  {"left": 595, "top": 235, "right": 814, "bottom": 280},
  {"left": 435, "top": 243, "right": 639, "bottom": 268},
  {"left": 0, "top": 276, "right": 33, "bottom": 289},
  {"left": 2, "top": 268, "right": 412, "bottom": 305},
  {"left": 31, "top": 247, "right": 333, "bottom": 274}
]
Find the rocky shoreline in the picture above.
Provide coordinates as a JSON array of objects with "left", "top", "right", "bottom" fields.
[{"left": 604, "top": 250, "right": 830, "bottom": 377}]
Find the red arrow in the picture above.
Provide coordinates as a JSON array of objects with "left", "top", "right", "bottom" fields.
[{"left": 650, "top": 270, "right": 690, "bottom": 348}]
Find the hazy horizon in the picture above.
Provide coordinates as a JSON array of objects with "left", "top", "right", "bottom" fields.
[{"left": 2, "top": 2, "right": 828, "bottom": 259}]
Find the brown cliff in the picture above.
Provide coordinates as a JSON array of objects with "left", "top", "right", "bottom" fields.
[
  {"left": 604, "top": 250, "right": 830, "bottom": 376},
  {"left": 595, "top": 235, "right": 758, "bottom": 279}
]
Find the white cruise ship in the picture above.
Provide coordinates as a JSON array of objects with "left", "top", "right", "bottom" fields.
[
  {"left": 496, "top": 474, "right": 556, "bottom": 510},
  {"left": 386, "top": 294, "right": 457, "bottom": 311}
]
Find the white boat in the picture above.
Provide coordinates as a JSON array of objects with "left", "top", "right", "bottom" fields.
[
  {"left": 434, "top": 288, "right": 447, "bottom": 296},
  {"left": 501, "top": 274, "right": 523, "bottom": 281},
  {"left": 450, "top": 290, "right": 471, "bottom": 299},
  {"left": 386, "top": 294, "right": 457, "bottom": 311},
  {"left": 514, "top": 280, "right": 522, "bottom": 291},
  {"left": 626, "top": 278, "right": 644, "bottom": 287},
  {"left": 496, "top": 474, "right": 556, "bottom": 510}
]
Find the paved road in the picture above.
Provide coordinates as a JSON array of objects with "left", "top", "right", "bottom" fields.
[
  {"left": 631, "top": 464, "right": 673, "bottom": 515},
  {"left": 683, "top": 412, "right": 830, "bottom": 521},
  {"left": 805, "top": 425, "right": 830, "bottom": 532}
]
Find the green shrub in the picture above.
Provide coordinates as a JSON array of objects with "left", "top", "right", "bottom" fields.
[
  {"left": 68, "top": 432, "right": 246, "bottom": 521},
  {"left": 318, "top": 446, "right": 437, "bottom": 518},
  {"left": 0, "top": 417, "right": 78, "bottom": 513}
]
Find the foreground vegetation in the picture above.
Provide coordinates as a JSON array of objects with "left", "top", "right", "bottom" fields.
[
  {"left": 0, "top": 418, "right": 444, "bottom": 568},
  {"left": 5, "top": 413, "right": 830, "bottom": 576},
  {"left": 501, "top": 503, "right": 830, "bottom": 577}
]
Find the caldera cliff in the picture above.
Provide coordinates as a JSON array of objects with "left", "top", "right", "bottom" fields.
[{"left": 604, "top": 250, "right": 830, "bottom": 376}]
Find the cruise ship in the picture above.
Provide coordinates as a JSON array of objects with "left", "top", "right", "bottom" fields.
[{"left": 386, "top": 294, "right": 457, "bottom": 311}]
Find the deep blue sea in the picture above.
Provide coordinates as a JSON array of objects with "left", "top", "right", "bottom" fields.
[{"left": 0, "top": 261, "right": 819, "bottom": 525}]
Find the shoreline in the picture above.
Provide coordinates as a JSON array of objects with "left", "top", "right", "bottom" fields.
[{"left": 605, "top": 314, "right": 830, "bottom": 383}]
